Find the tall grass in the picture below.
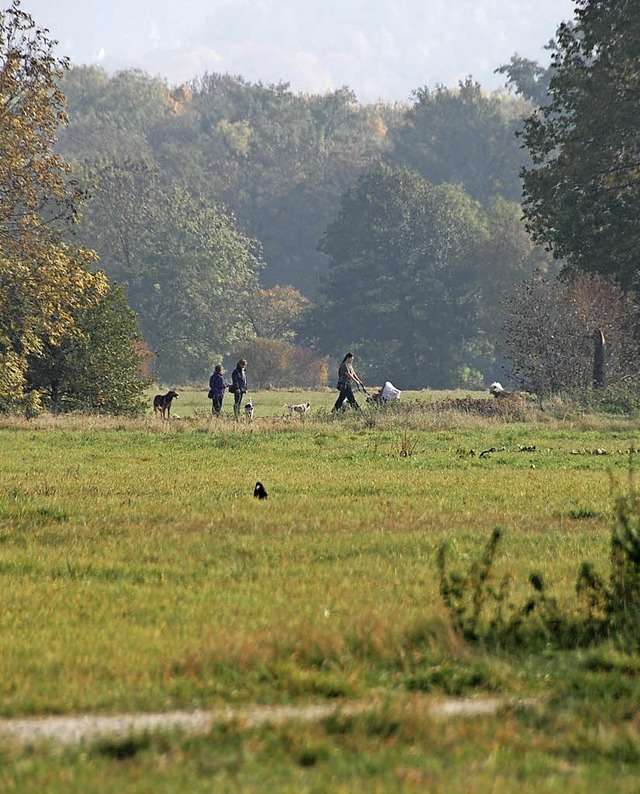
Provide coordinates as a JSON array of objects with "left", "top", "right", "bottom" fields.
[
  {"left": 0, "top": 399, "right": 636, "bottom": 719},
  {"left": 3, "top": 401, "right": 640, "bottom": 789}
]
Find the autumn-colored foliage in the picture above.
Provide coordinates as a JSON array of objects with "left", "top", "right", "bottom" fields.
[
  {"left": 0, "top": 3, "right": 112, "bottom": 412},
  {"left": 233, "top": 338, "right": 328, "bottom": 389}
]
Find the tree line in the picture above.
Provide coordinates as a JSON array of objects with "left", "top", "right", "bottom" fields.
[
  {"left": 56, "top": 61, "right": 548, "bottom": 387},
  {"left": 1, "top": 0, "right": 639, "bottom": 413}
]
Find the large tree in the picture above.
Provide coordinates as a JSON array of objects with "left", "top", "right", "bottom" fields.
[
  {"left": 75, "top": 158, "right": 264, "bottom": 382},
  {"left": 520, "top": 0, "right": 640, "bottom": 291},
  {"left": 0, "top": 2, "right": 109, "bottom": 412},
  {"left": 315, "top": 165, "right": 490, "bottom": 388},
  {"left": 26, "top": 284, "right": 149, "bottom": 415},
  {"left": 314, "top": 165, "right": 553, "bottom": 389}
]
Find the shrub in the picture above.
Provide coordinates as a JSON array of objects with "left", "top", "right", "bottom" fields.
[
  {"left": 577, "top": 464, "right": 640, "bottom": 649},
  {"left": 575, "top": 382, "right": 640, "bottom": 417},
  {"left": 233, "top": 338, "right": 328, "bottom": 389},
  {"left": 438, "top": 460, "right": 640, "bottom": 650},
  {"left": 503, "top": 272, "right": 640, "bottom": 395},
  {"left": 26, "top": 285, "right": 150, "bottom": 416}
]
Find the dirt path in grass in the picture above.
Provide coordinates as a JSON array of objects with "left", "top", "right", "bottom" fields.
[{"left": 0, "top": 697, "right": 534, "bottom": 746}]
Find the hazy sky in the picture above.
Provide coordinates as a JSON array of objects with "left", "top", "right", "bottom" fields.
[{"left": 22, "top": 0, "right": 575, "bottom": 102}]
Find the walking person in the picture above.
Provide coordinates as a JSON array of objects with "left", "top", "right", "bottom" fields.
[
  {"left": 208, "top": 364, "right": 226, "bottom": 417},
  {"left": 231, "top": 358, "right": 248, "bottom": 419},
  {"left": 332, "top": 352, "right": 364, "bottom": 412}
]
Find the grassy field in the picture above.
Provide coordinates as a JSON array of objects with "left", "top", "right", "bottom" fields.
[
  {"left": 147, "top": 384, "right": 505, "bottom": 418},
  {"left": 1, "top": 392, "right": 640, "bottom": 790}
]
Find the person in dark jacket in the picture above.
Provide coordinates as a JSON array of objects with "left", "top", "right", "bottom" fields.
[
  {"left": 231, "top": 358, "right": 248, "bottom": 418},
  {"left": 332, "top": 352, "right": 364, "bottom": 412},
  {"left": 209, "top": 364, "right": 226, "bottom": 416}
]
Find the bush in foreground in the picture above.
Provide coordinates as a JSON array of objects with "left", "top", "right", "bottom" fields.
[{"left": 438, "top": 459, "right": 640, "bottom": 651}]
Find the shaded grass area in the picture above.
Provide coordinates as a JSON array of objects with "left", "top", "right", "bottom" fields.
[
  {"left": 1, "top": 413, "right": 639, "bottom": 787},
  {"left": 3, "top": 685, "right": 640, "bottom": 792}
]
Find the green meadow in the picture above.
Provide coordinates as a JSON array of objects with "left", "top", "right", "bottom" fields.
[{"left": 1, "top": 391, "right": 640, "bottom": 790}]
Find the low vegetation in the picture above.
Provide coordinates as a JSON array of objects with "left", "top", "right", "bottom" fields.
[{"left": 1, "top": 393, "right": 640, "bottom": 788}]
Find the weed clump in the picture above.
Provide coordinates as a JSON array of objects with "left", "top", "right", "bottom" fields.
[
  {"left": 437, "top": 461, "right": 640, "bottom": 650},
  {"left": 436, "top": 528, "right": 564, "bottom": 648},
  {"left": 576, "top": 465, "right": 640, "bottom": 649}
]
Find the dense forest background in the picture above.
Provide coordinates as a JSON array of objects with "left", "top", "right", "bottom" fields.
[
  {"left": 3, "top": 0, "right": 638, "bottom": 414},
  {"left": 55, "top": 63, "right": 558, "bottom": 388}
]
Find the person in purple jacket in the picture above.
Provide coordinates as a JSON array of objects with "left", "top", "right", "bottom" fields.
[{"left": 209, "top": 364, "right": 226, "bottom": 416}]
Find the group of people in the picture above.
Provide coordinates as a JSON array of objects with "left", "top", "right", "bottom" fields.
[
  {"left": 208, "top": 351, "right": 365, "bottom": 417},
  {"left": 208, "top": 358, "right": 247, "bottom": 418}
]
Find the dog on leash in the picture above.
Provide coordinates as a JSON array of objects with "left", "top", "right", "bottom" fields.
[
  {"left": 153, "top": 390, "right": 179, "bottom": 419},
  {"left": 285, "top": 401, "right": 311, "bottom": 417},
  {"left": 244, "top": 398, "right": 254, "bottom": 420}
]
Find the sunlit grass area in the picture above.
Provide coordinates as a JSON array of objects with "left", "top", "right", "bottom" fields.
[
  {"left": 145, "top": 385, "right": 491, "bottom": 419},
  {"left": 1, "top": 400, "right": 639, "bottom": 788}
]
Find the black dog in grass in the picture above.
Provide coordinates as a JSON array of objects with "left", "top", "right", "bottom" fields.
[
  {"left": 153, "top": 390, "right": 179, "bottom": 419},
  {"left": 254, "top": 482, "right": 268, "bottom": 499}
]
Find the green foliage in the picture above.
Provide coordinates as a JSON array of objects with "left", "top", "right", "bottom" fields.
[
  {"left": 61, "top": 69, "right": 395, "bottom": 299},
  {"left": 577, "top": 465, "right": 640, "bottom": 649},
  {"left": 437, "top": 529, "right": 584, "bottom": 649},
  {"left": 391, "top": 78, "right": 529, "bottom": 203},
  {"left": 438, "top": 460, "right": 640, "bottom": 651},
  {"left": 495, "top": 49, "right": 557, "bottom": 105},
  {"left": 73, "top": 157, "right": 158, "bottom": 294},
  {"left": 143, "top": 186, "right": 262, "bottom": 383},
  {"left": 26, "top": 284, "right": 149, "bottom": 415},
  {"left": 53, "top": 59, "right": 554, "bottom": 388},
  {"left": 520, "top": 1, "right": 640, "bottom": 291},
  {"left": 316, "top": 164, "right": 543, "bottom": 388},
  {"left": 317, "top": 165, "right": 488, "bottom": 388},
  {"left": 575, "top": 382, "right": 640, "bottom": 417},
  {"left": 75, "top": 159, "right": 263, "bottom": 383},
  {"left": 437, "top": 528, "right": 511, "bottom": 640}
]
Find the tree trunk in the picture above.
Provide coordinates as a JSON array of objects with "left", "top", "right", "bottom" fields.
[{"left": 593, "top": 328, "right": 606, "bottom": 388}]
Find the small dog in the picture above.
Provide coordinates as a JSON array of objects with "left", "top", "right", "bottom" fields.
[
  {"left": 254, "top": 481, "right": 268, "bottom": 499},
  {"left": 244, "top": 398, "right": 254, "bottom": 420},
  {"left": 153, "top": 390, "right": 179, "bottom": 419},
  {"left": 285, "top": 401, "right": 311, "bottom": 417}
]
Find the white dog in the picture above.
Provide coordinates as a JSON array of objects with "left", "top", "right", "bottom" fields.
[
  {"left": 285, "top": 401, "right": 311, "bottom": 417},
  {"left": 244, "top": 398, "right": 254, "bottom": 419}
]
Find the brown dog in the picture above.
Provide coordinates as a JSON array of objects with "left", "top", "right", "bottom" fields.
[{"left": 153, "top": 390, "right": 179, "bottom": 419}]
